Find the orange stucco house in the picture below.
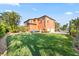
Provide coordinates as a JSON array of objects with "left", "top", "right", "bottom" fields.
[{"left": 24, "top": 15, "right": 56, "bottom": 33}]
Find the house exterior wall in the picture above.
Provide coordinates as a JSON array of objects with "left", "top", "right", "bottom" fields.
[
  {"left": 45, "top": 17, "right": 55, "bottom": 32},
  {"left": 27, "top": 19, "right": 38, "bottom": 31},
  {"left": 39, "top": 17, "right": 46, "bottom": 32},
  {"left": 25, "top": 16, "right": 56, "bottom": 33}
]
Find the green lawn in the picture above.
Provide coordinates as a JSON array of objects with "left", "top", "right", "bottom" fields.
[{"left": 6, "top": 33, "right": 79, "bottom": 56}]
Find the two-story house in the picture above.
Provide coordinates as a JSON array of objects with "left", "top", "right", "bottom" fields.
[{"left": 24, "top": 15, "right": 56, "bottom": 33}]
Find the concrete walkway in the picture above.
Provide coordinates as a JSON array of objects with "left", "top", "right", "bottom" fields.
[
  {"left": 0, "top": 35, "right": 7, "bottom": 55},
  {"left": 52, "top": 31, "right": 67, "bottom": 34}
]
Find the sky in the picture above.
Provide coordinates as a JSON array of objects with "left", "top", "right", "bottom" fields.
[{"left": 0, "top": 3, "right": 79, "bottom": 25}]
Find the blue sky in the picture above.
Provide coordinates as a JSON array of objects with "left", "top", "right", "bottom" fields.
[{"left": 0, "top": 3, "right": 79, "bottom": 25}]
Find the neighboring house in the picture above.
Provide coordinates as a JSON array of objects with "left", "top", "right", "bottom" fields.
[{"left": 24, "top": 15, "right": 56, "bottom": 33}]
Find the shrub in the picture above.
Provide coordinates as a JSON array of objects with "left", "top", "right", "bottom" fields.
[
  {"left": 18, "top": 26, "right": 28, "bottom": 32},
  {"left": 0, "top": 22, "right": 6, "bottom": 37},
  {"left": 70, "top": 28, "right": 76, "bottom": 37}
]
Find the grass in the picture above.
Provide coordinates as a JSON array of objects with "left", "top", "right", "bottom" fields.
[{"left": 6, "top": 33, "right": 79, "bottom": 56}]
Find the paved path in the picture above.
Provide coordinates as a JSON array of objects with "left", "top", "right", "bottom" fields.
[
  {"left": 52, "top": 31, "right": 67, "bottom": 34},
  {"left": 0, "top": 32, "right": 24, "bottom": 55},
  {"left": 0, "top": 35, "right": 7, "bottom": 55}
]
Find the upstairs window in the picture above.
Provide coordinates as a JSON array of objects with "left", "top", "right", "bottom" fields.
[{"left": 33, "top": 19, "right": 35, "bottom": 22}]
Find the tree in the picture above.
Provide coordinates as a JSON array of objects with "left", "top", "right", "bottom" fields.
[
  {"left": 69, "top": 18, "right": 79, "bottom": 37},
  {"left": 69, "top": 19, "right": 76, "bottom": 36},
  {"left": 55, "top": 22, "right": 60, "bottom": 31},
  {"left": 0, "top": 11, "right": 21, "bottom": 37},
  {"left": 61, "top": 24, "right": 68, "bottom": 31},
  {"left": 1, "top": 11, "right": 21, "bottom": 32},
  {"left": 75, "top": 17, "right": 79, "bottom": 40},
  {"left": 18, "top": 26, "right": 28, "bottom": 32},
  {"left": 0, "top": 16, "right": 6, "bottom": 37},
  {"left": 69, "top": 17, "right": 79, "bottom": 48}
]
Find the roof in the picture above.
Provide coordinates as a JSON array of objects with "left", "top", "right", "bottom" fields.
[
  {"left": 39, "top": 15, "right": 55, "bottom": 21},
  {"left": 24, "top": 15, "right": 56, "bottom": 23}
]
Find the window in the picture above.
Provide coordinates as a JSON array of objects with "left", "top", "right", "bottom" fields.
[{"left": 33, "top": 19, "right": 35, "bottom": 22}]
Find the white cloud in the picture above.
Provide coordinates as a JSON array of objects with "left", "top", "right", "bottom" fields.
[
  {"left": 0, "top": 3, "right": 20, "bottom": 6},
  {"left": 5, "top": 10, "right": 12, "bottom": 12},
  {"left": 6, "top": 3, "right": 20, "bottom": 6},
  {"left": 75, "top": 11, "right": 79, "bottom": 13},
  {"left": 32, "top": 8, "right": 38, "bottom": 11},
  {"left": 65, "top": 12, "right": 73, "bottom": 15},
  {"left": 66, "top": 3, "right": 76, "bottom": 6}
]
